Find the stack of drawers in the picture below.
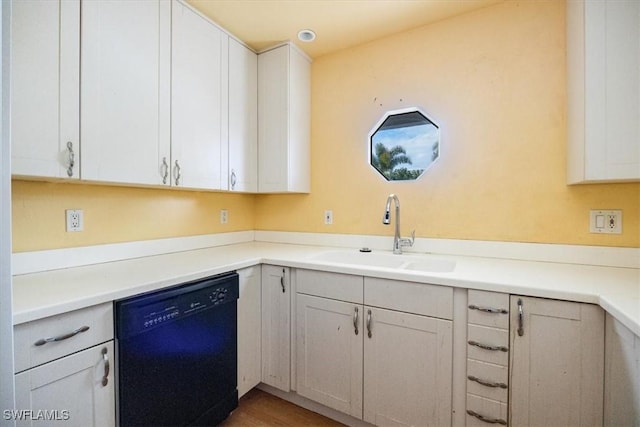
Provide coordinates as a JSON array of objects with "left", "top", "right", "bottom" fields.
[{"left": 466, "top": 290, "right": 510, "bottom": 426}]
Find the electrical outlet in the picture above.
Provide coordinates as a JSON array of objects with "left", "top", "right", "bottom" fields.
[
  {"left": 220, "top": 209, "right": 228, "bottom": 224},
  {"left": 324, "top": 210, "right": 333, "bottom": 225},
  {"left": 65, "top": 209, "right": 84, "bottom": 232},
  {"left": 589, "top": 210, "right": 622, "bottom": 234}
]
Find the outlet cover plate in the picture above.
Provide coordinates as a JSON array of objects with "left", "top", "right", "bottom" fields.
[
  {"left": 589, "top": 210, "right": 622, "bottom": 234},
  {"left": 220, "top": 209, "right": 228, "bottom": 224},
  {"left": 66, "top": 209, "right": 84, "bottom": 232}
]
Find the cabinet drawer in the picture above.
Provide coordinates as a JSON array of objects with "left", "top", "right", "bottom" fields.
[
  {"left": 466, "top": 394, "right": 508, "bottom": 426},
  {"left": 364, "top": 277, "right": 453, "bottom": 319},
  {"left": 466, "top": 359, "right": 508, "bottom": 403},
  {"left": 297, "top": 269, "right": 363, "bottom": 304},
  {"left": 14, "top": 303, "right": 113, "bottom": 373},
  {"left": 467, "top": 324, "right": 509, "bottom": 366},
  {"left": 468, "top": 290, "right": 509, "bottom": 329}
]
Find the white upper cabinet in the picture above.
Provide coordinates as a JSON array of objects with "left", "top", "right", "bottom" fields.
[
  {"left": 228, "top": 38, "right": 258, "bottom": 192},
  {"left": 567, "top": 0, "right": 640, "bottom": 183},
  {"left": 171, "top": 2, "right": 227, "bottom": 190},
  {"left": 11, "top": 0, "right": 80, "bottom": 179},
  {"left": 258, "top": 43, "right": 311, "bottom": 193},
  {"left": 80, "top": 0, "right": 171, "bottom": 186}
]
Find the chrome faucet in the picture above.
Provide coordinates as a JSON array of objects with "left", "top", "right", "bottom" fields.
[{"left": 382, "top": 194, "right": 415, "bottom": 254}]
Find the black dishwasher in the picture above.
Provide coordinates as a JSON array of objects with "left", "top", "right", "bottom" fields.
[{"left": 114, "top": 272, "right": 239, "bottom": 427}]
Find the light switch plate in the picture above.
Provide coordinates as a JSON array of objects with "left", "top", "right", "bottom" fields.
[{"left": 589, "top": 210, "right": 622, "bottom": 234}]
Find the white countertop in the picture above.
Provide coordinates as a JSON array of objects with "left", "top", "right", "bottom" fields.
[{"left": 12, "top": 242, "right": 640, "bottom": 336}]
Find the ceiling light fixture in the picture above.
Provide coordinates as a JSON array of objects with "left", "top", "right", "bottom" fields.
[{"left": 297, "top": 29, "right": 316, "bottom": 42}]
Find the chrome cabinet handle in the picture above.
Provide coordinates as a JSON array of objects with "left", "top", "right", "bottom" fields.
[
  {"left": 353, "top": 307, "right": 359, "bottom": 335},
  {"left": 173, "top": 160, "right": 181, "bottom": 186},
  {"left": 468, "top": 375, "right": 508, "bottom": 389},
  {"left": 230, "top": 170, "right": 237, "bottom": 190},
  {"left": 517, "top": 298, "right": 524, "bottom": 336},
  {"left": 469, "top": 304, "right": 508, "bottom": 315},
  {"left": 161, "top": 157, "right": 169, "bottom": 184},
  {"left": 280, "top": 269, "right": 285, "bottom": 293},
  {"left": 66, "top": 141, "right": 75, "bottom": 177},
  {"left": 34, "top": 325, "right": 90, "bottom": 346},
  {"left": 468, "top": 340, "right": 508, "bottom": 352},
  {"left": 467, "top": 410, "right": 507, "bottom": 425},
  {"left": 101, "top": 347, "right": 110, "bottom": 387},
  {"left": 366, "top": 309, "right": 372, "bottom": 338}
]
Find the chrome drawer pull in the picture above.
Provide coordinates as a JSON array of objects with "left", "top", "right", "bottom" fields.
[
  {"left": 34, "top": 325, "right": 90, "bottom": 346},
  {"left": 467, "top": 410, "right": 507, "bottom": 425},
  {"left": 468, "top": 375, "right": 508, "bottom": 389},
  {"left": 468, "top": 340, "right": 508, "bottom": 352},
  {"left": 366, "top": 309, "right": 372, "bottom": 338},
  {"left": 469, "top": 304, "right": 508, "bottom": 314},
  {"left": 101, "top": 347, "right": 110, "bottom": 387}
]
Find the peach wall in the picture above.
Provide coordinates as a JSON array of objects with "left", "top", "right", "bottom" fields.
[
  {"left": 255, "top": 0, "right": 639, "bottom": 247},
  {"left": 12, "top": 180, "right": 255, "bottom": 252},
  {"left": 11, "top": 0, "right": 639, "bottom": 252}
]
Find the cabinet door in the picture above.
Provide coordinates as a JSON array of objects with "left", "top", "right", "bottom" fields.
[
  {"left": 567, "top": 0, "right": 640, "bottom": 182},
  {"left": 81, "top": 0, "right": 170, "bottom": 185},
  {"left": 171, "top": 2, "right": 227, "bottom": 190},
  {"left": 228, "top": 37, "right": 257, "bottom": 192},
  {"left": 604, "top": 314, "right": 640, "bottom": 426},
  {"left": 258, "top": 43, "right": 310, "bottom": 193},
  {"left": 363, "top": 307, "right": 452, "bottom": 426},
  {"left": 237, "top": 266, "right": 261, "bottom": 398},
  {"left": 14, "top": 342, "right": 115, "bottom": 427},
  {"left": 509, "top": 296, "right": 604, "bottom": 426},
  {"left": 11, "top": 0, "right": 79, "bottom": 179},
  {"left": 296, "top": 294, "right": 363, "bottom": 418},
  {"left": 261, "top": 265, "right": 290, "bottom": 391}
]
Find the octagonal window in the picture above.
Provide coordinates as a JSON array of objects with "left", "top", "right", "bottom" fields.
[{"left": 369, "top": 108, "right": 440, "bottom": 181}]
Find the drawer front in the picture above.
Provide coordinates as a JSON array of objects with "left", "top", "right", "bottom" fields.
[
  {"left": 466, "top": 359, "right": 508, "bottom": 403},
  {"left": 466, "top": 394, "right": 508, "bottom": 426},
  {"left": 467, "top": 324, "right": 509, "bottom": 366},
  {"left": 468, "top": 290, "right": 509, "bottom": 329},
  {"left": 364, "top": 277, "right": 453, "bottom": 319},
  {"left": 296, "top": 269, "right": 363, "bottom": 303},
  {"left": 14, "top": 302, "right": 113, "bottom": 373}
]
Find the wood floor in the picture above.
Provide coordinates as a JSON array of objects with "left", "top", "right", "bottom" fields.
[{"left": 220, "top": 389, "right": 345, "bottom": 426}]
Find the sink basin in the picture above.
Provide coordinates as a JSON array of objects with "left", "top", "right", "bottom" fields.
[
  {"left": 311, "top": 250, "right": 406, "bottom": 269},
  {"left": 310, "top": 250, "right": 456, "bottom": 273},
  {"left": 402, "top": 259, "right": 456, "bottom": 273}
]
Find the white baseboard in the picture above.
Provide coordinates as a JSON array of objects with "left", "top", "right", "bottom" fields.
[
  {"left": 12, "top": 231, "right": 255, "bottom": 275},
  {"left": 254, "top": 231, "right": 640, "bottom": 269}
]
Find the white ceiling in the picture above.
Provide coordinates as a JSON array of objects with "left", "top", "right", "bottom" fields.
[{"left": 187, "top": 0, "right": 505, "bottom": 58}]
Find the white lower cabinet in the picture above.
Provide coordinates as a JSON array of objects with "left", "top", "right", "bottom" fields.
[
  {"left": 604, "top": 313, "right": 640, "bottom": 426},
  {"left": 296, "top": 294, "right": 363, "bottom": 418},
  {"left": 363, "top": 307, "right": 452, "bottom": 426},
  {"left": 261, "top": 265, "right": 291, "bottom": 392},
  {"left": 13, "top": 303, "right": 115, "bottom": 426},
  {"left": 295, "top": 269, "right": 453, "bottom": 426},
  {"left": 237, "top": 266, "right": 261, "bottom": 398},
  {"left": 14, "top": 342, "right": 115, "bottom": 427},
  {"left": 509, "top": 295, "right": 604, "bottom": 426}
]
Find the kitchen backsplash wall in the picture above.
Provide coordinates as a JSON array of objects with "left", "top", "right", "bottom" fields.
[
  {"left": 11, "top": 180, "right": 256, "bottom": 252},
  {"left": 255, "top": 0, "right": 639, "bottom": 248},
  {"left": 11, "top": 1, "right": 639, "bottom": 252}
]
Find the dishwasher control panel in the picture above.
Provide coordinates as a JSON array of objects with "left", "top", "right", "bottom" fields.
[{"left": 115, "top": 272, "right": 239, "bottom": 339}]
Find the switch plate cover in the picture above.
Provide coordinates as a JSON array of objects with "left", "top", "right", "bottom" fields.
[{"left": 589, "top": 210, "right": 622, "bottom": 234}]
